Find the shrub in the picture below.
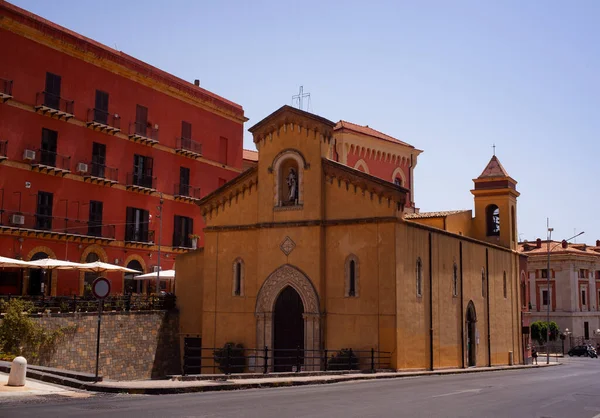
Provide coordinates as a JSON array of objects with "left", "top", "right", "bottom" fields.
[
  {"left": 213, "top": 342, "right": 245, "bottom": 374},
  {"left": 328, "top": 348, "right": 358, "bottom": 371},
  {"left": 530, "top": 321, "right": 559, "bottom": 345}
]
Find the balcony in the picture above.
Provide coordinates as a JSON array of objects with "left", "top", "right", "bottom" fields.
[
  {"left": 128, "top": 122, "right": 159, "bottom": 146},
  {"left": 126, "top": 172, "right": 156, "bottom": 194},
  {"left": 0, "top": 140, "right": 7, "bottom": 161},
  {"left": 29, "top": 148, "right": 71, "bottom": 176},
  {"left": 34, "top": 91, "right": 74, "bottom": 120},
  {"left": 175, "top": 137, "right": 202, "bottom": 159},
  {"left": 0, "top": 210, "right": 115, "bottom": 242},
  {"left": 86, "top": 108, "right": 121, "bottom": 134},
  {"left": 80, "top": 161, "right": 119, "bottom": 186},
  {"left": 174, "top": 183, "right": 201, "bottom": 203},
  {"left": 124, "top": 229, "right": 155, "bottom": 248},
  {"left": 0, "top": 78, "right": 13, "bottom": 102}
]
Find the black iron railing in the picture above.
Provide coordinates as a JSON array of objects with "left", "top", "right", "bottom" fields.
[
  {"left": 0, "top": 78, "right": 13, "bottom": 96},
  {"left": 36, "top": 91, "right": 74, "bottom": 115},
  {"left": 129, "top": 121, "right": 159, "bottom": 142},
  {"left": 87, "top": 108, "right": 121, "bottom": 130},
  {"left": 183, "top": 346, "right": 392, "bottom": 376},
  {"left": 0, "top": 294, "right": 176, "bottom": 313},
  {"left": 174, "top": 183, "right": 201, "bottom": 199},
  {"left": 176, "top": 137, "right": 202, "bottom": 155},
  {"left": 0, "top": 209, "right": 115, "bottom": 238},
  {"left": 0, "top": 140, "right": 7, "bottom": 158},
  {"left": 125, "top": 228, "right": 155, "bottom": 244},
  {"left": 84, "top": 162, "right": 119, "bottom": 182},
  {"left": 33, "top": 148, "right": 71, "bottom": 171},
  {"left": 126, "top": 172, "right": 156, "bottom": 189}
]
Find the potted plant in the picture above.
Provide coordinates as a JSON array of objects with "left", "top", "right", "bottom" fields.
[{"left": 189, "top": 233, "right": 200, "bottom": 249}]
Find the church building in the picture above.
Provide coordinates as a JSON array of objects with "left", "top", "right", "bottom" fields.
[{"left": 176, "top": 105, "right": 524, "bottom": 373}]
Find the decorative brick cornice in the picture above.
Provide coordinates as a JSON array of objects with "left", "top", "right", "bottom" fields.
[{"left": 198, "top": 167, "right": 258, "bottom": 219}]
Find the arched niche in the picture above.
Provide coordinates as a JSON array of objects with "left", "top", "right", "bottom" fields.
[{"left": 272, "top": 149, "right": 306, "bottom": 207}]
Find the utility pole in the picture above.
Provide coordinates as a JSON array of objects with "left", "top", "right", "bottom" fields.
[{"left": 155, "top": 193, "right": 164, "bottom": 294}]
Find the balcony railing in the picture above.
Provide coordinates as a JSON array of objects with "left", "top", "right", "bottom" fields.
[
  {"left": 128, "top": 122, "right": 159, "bottom": 144},
  {"left": 0, "top": 210, "right": 115, "bottom": 239},
  {"left": 174, "top": 183, "right": 201, "bottom": 200},
  {"left": 0, "top": 78, "right": 13, "bottom": 101},
  {"left": 86, "top": 108, "right": 121, "bottom": 133},
  {"left": 81, "top": 161, "right": 119, "bottom": 184},
  {"left": 173, "top": 233, "right": 192, "bottom": 248},
  {"left": 0, "top": 140, "right": 7, "bottom": 159},
  {"left": 176, "top": 137, "right": 202, "bottom": 157},
  {"left": 126, "top": 172, "right": 156, "bottom": 191},
  {"left": 35, "top": 91, "right": 74, "bottom": 118},
  {"left": 125, "top": 228, "right": 155, "bottom": 244},
  {"left": 31, "top": 148, "right": 71, "bottom": 173}
]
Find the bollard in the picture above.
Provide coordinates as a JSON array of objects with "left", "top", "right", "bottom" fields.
[
  {"left": 7, "top": 356, "right": 27, "bottom": 386},
  {"left": 508, "top": 351, "right": 514, "bottom": 366}
]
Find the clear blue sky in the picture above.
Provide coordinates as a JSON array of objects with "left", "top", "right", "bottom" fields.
[{"left": 10, "top": 0, "right": 600, "bottom": 244}]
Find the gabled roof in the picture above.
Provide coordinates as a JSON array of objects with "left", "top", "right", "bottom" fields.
[
  {"left": 249, "top": 105, "right": 336, "bottom": 141},
  {"left": 405, "top": 210, "right": 471, "bottom": 219},
  {"left": 478, "top": 155, "right": 510, "bottom": 179},
  {"left": 334, "top": 120, "right": 414, "bottom": 148}
]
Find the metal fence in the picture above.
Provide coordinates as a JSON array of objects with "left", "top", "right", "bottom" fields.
[
  {"left": 183, "top": 345, "right": 392, "bottom": 376},
  {"left": 0, "top": 294, "right": 176, "bottom": 314}
]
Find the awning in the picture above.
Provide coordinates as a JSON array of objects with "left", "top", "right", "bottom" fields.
[{"left": 134, "top": 269, "right": 175, "bottom": 280}]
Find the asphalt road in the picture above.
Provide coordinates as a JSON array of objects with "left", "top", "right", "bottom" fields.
[{"left": 3, "top": 357, "right": 600, "bottom": 418}]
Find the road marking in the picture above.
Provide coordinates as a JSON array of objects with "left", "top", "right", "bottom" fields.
[{"left": 431, "top": 389, "right": 483, "bottom": 398}]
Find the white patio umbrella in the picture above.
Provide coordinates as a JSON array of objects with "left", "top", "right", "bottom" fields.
[
  {"left": 27, "top": 258, "right": 84, "bottom": 270},
  {"left": 134, "top": 269, "right": 175, "bottom": 280},
  {"left": 78, "top": 261, "right": 141, "bottom": 274},
  {"left": 0, "top": 256, "right": 33, "bottom": 268}
]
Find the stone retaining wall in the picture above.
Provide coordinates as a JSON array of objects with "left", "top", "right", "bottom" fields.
[{"left": 23, "top": 310, "right": 180, "bottom": 380}]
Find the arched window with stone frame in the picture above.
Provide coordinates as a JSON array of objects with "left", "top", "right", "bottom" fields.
[
  {"left": 486, "top": 204, "right": 500, "bottom": 236},
  {"left": 271, "top": 149, "right": 306, "bottom": 208},
  {"left": 416, "top": 257, "right": 423, "bottom": 297},
  {"left": 452, "top": 262, "right": 458, "bottom": 297},
  {"left": 232, "top": 258, "right": 245, "bottom": 297},
  {"left": 344, "top": 254, "right": 359, "bottom": 297}
]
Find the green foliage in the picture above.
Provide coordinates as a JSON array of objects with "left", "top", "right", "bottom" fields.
[
  {"left": 530, "top": 321, "right": 559, "bottom": 345},
  {"left": 0, "top": 299, "right": 74, "bottom": 360},
  {"left": 328, "top": 348, "right": 359, "bottom": 370},
  {"left": 213, "top": 342, "right": 245, "bottom": 374}
]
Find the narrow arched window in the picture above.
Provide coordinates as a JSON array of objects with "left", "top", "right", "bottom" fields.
[
  {"left": 486, "top": 204, "right": 500, "bottom": 236},
  {"left": 345, "top": 255, "right": 359, "bottom": 297},
  {"left": 503, "top": 271, "right": 507, "bottom": 299},
  {"left": 416, "top": 258, "right": 423, "bottom": 297},
  {"left": 481, "top": 268, "right": 486, "bottom": 298},
  {"left": 452, "top": 263, "right": 458, "bottom": 297},
  {"left": 232, "top": 258, "right": 244, "bottom": 296}
]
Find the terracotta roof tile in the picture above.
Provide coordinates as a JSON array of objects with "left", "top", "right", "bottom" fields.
[
  {"left": 405, "top": 210, "right": 471, "bottom": 219},
  {"left": 478, "top": 155, "right": 510, "bottom": 179},
  {"left": 243, "top": 149, "right": 258, "bottom": 162},
  {"left": 334, "top": 120, "right": 414, "bottom": 148},
  {"left": 519, "top": 240, "right": 600, "bottom": 257}
]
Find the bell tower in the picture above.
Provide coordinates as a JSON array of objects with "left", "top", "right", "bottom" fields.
[{"left": 471, "top": 155, "right": 520, "bottom": 249}]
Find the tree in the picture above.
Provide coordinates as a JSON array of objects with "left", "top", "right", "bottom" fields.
[{"left": 530, "top": 321, "right": 560, "bottom": 345}]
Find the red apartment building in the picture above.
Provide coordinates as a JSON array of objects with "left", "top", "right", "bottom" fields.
[{"left": 0, "top": 1, "right": 246, "bottom": 296}]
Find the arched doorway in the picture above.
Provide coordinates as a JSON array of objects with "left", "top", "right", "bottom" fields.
[
  {"left": 255, "top": 264, "right": 320, "bottom": 372},
  {"left": 124, "top": 260, "right": 143, "bottom": 294},
  {"left": 273, "top": 286, "right": 305, "bottom": 372},
  {"left": 83, "top": 253, "right": 100, "bottom": 296},
  {"left": 28, "top": 252, "right": 48, "bottom": 295},
  {"left": 466, "top": 301, "right": 477, "bottom": 367}
]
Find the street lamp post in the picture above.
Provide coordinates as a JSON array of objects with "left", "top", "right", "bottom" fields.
[
  {"left": 545, "top": 222, "right": 584, "bottom": 364},
  {"left": 155, "top": 193, "right": 164, "bottom": 295}
]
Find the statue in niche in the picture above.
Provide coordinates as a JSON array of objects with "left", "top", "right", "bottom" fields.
[{"left": 287, "top": 167, "right": 298, "bottom": 203}]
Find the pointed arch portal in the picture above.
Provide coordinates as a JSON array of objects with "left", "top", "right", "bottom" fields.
[{"left": 255, "top": 264, "right": 320, "bottom": 371}]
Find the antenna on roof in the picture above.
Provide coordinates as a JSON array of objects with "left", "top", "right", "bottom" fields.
[{"left": 292, "top": 86, "right": 311, "bottom": 111}]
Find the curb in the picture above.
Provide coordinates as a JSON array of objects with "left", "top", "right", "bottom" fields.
[{"left": 77, "top": 363, "right": 561, "bottom": 395}]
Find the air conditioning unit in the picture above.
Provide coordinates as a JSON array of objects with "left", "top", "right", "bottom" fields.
[
  {"left": 11, "top": 214, "right": 25, "bottom": 225},
  {"left": 23, "top": 149, "right": 36, "bottom": 161},
  {"left": 77, "top": 162, "right": 88, "bottom": 173}
]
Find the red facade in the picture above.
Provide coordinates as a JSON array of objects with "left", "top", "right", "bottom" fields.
[{"left": 0, "top": 3, "right": 245, "bottom": 296}]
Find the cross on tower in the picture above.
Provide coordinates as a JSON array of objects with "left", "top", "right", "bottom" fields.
[
  {"left": 492, "top": 144, "right": 496, "bottom": 156},
  {"left": 292, "top": 86, "right": 311, "bottom": 111}
]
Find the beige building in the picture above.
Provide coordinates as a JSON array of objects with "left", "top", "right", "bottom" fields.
[
  {"left": 520, "top": 239, "right": 600, "bottom": 341},
  {"left": 176, "top": 105, "right": 525, "bottom": 373}
]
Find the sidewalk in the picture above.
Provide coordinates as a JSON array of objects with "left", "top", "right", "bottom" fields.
[
  {"left": 87, "top": 363, "right": 560, "bottom": 395},
  {"left": 0, "top": 372, "right": 91, "bottom": 399}
]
